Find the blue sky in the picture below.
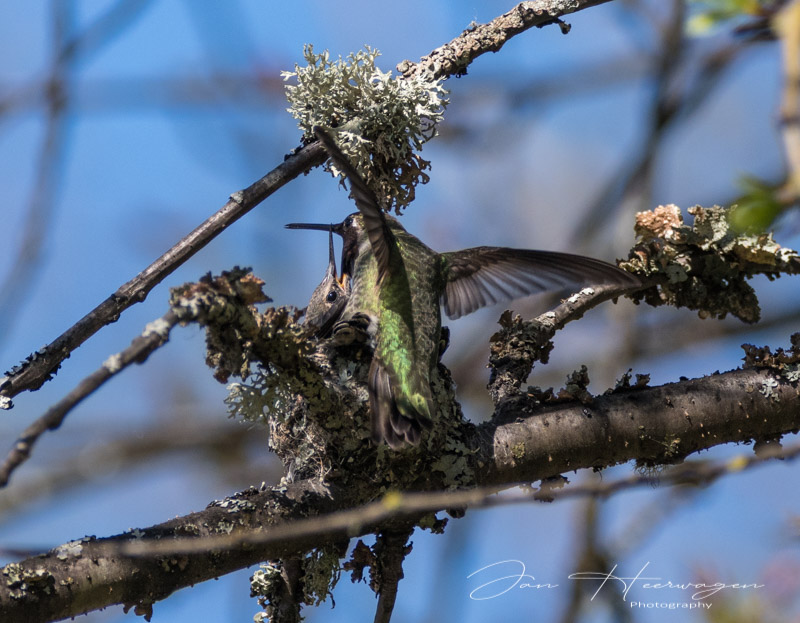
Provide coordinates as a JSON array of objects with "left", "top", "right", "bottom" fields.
[{"left": 1, "top": 2, "right": 799, "bottom": 622}]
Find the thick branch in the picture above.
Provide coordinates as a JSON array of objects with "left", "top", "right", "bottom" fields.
[
  {"left": 0, "top": 480, "right": 350, "bottom": 623},
  {"left": 1, "top": 364, "right": 797, "bottom": 622},
  {"left": 480, "top": 367, "right": 800, "bottom": 484}
]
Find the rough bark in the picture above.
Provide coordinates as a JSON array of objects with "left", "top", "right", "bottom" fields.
[{"left": 1, "top": 364, "right": 796, "bottom": 622}]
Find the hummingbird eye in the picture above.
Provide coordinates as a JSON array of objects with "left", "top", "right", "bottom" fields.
[
  {"left": 326, "top": 291, "right": 338, "bottom": 302},
  {"left": 344, "top": 216, "right": 353, "bottom": 228}
]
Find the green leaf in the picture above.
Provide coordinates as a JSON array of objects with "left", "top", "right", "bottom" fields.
[{"left": 729, "top": 176, "right": 782, "bottom": 232}]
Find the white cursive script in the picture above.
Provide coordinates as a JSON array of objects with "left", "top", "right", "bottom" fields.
[
  {"left": 568, "top": 562, "right": 764, "bottom": 601},
  {"left": 467, "top": 559, "right": 558, "bottom": 600},
  {"left": 467, "top": 560, "right": 765, "bottom": 602}
]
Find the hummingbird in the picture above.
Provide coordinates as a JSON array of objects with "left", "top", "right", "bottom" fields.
[
  {"left": 288, "top": 127, "right": 640, "bottom": 449},
  {"left": 303, "top": 227, "right": 349, "bottom": 338}
]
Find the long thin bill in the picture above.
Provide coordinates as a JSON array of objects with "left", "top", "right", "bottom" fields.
[
  {"left": 327, "top": 227, "right": 336, "bottom": 267},
  {"left": 285, "top": 222, "right": 340, "bottom": 234}
]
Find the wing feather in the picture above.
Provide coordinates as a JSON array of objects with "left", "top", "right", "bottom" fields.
[
  {"left": 314, "top": 127, "right": 393, "bottom": 285},
  {"left": 441, "top": 247, "right": 640, "bottom": 319},
  {"left": 368, "top": 358, "right": 429, "bottom": 448}
]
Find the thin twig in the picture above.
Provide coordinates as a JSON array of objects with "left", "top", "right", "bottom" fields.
[
  {"left": 0, "top": 418, "right": 268, "bottom": 519},
  {"left": 119, "top": 440, "right": 800, "bottom": 558},
  {"left": 397, "top": 0, "right": 616, "bottom": 80},
  {"left": 0, "top": 310, "right": 179, "bottom": 486},
  {"left": 0, "top": 141, "right": 326, "bottom": 407}
]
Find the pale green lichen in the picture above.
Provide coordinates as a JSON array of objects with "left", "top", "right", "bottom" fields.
[
  {"left": 142, "top": 317, "right": 173, "bottom": 339},
  {"left": 54, "top": 540, "right": 84, "bottom": 560},
  {"left": 302, "top": 547, "right": 342, "bottom": 606},
  {"left": 622, "top": 205, "right": 800, "bottom": 323},
  {"left": 226, "top": 379, "right": 273, "bottom": 425},
  {"left": 742, "top": 333, "right": 800, "bottom": 383},
  {"left": 282, "top": 44, "right": 449, "bottom": 212},
  {"left": 784, "top": 364, "right": 800, "bottom": 383},
  {"left": 251, "top": 563, "right": 282, "bottom": 623},
  {"left": 760, "top": 377, "right": 780, "bottom": 401},
  {"left": 251, "top": 547, "right": 342, "bottom": 622},
  {"left": 102, "top": 354, "right": 123, "bottom": 373},
  {"left": 3, "top": 563, "right": 55, "bottom": 599}
]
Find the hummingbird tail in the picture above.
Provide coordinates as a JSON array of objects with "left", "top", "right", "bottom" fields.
[{"left": 368, "top": 359, "right": 433, "bottom": 448}]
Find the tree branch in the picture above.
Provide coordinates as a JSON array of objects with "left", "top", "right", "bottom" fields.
[
  {"left": 0, "top": 141, "right": 326, "bottom": 408},
  {"left": 481, "top": 366, "right": 799, "bottom": 484},
  {"left": 3, "top": 1, "right": 793, "bottom": 621},
  {"left": 0, "top": 0, "right": 618, "bottom": 410},
  {"left": 397, "top": 0, "right": 616, "bottom": 80},
  {"left": 0, "top": 362, "right": 797, "bottom": 622},
  {"left": 372, "top": 527, "right": 415, "bottom": 623},
  {"left": 0, "top": 310, "right": 179, "bottom": 487}
]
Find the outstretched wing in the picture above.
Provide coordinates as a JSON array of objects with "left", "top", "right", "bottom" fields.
[
  {"left": 314, "top": 127, "right": 393, "bottom": 285},
  {"left": 441, "top": 247, "right": 640, "bottom": 319}
]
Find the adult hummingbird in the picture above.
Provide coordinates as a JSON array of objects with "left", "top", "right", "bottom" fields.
[
  {"left": 303, "top": 227, "right": 349, "bottom": 338},
  {"left": 288, "top": 128, "right": 640, "bottom": 449}
]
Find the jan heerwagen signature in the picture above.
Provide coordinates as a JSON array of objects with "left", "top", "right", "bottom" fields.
[{"left": 467, "top": 560, "right": 764, "bottom": 602}]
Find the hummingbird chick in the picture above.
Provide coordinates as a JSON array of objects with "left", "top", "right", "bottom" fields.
[
  {"left": 303, "top": 227, "right": 349, "bottom": 338},
  {"left": 288, "top": 127, "right": 641, "bottom": 449}
]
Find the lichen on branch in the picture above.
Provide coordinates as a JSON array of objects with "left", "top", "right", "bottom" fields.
[
  {"left": 742, "top": 332, "right": 800, "bottom": 384},
  {"left": 282, "top": 44, "right": 449, "bottom": 212},
  {"left": 622, "top": 204, "right": 800, "bottom": 323}
]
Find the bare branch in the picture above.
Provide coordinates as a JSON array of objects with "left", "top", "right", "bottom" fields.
[
  {"left": 0, "top": 418, "right": 270, "bottom": 520},
  {"left": 0, "top": 311, "right": 179, "bottom": 487},
  {"left": 397, "top": 0, "right": 616, "bottom": 80},
  {"left": 0, "top": 141, "right": 326, "bottom": 407},
  {"left": 0, "top": 266, "right": 277, "bottom": 487}
]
